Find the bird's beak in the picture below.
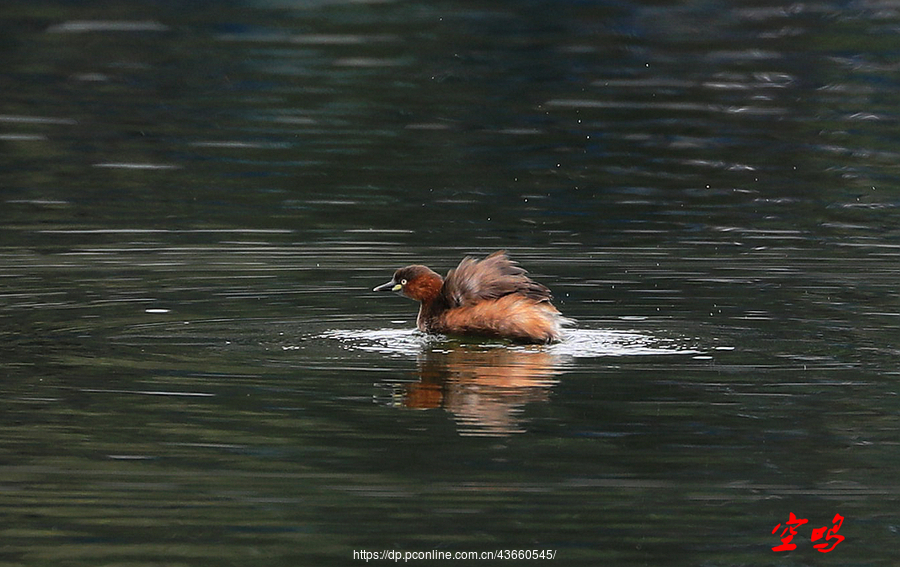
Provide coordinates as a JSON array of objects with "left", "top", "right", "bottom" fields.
[{"left": 373, "top": 279, "right": 401, "bottom": 292}]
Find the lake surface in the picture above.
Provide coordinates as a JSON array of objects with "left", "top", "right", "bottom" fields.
[{"left": 2, "top": 0, "right": 900, "bottom": 564}]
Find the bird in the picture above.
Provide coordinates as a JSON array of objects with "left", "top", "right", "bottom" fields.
[{"left": 373, "top": 251, "right": 569, "bottom": 344}]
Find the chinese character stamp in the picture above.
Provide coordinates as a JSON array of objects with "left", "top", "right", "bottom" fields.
[{"left": 772, "top": 513, "right": 844, "bottom": 553}]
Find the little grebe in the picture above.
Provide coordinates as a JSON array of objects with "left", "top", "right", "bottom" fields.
[{"left": 373, "top": 251, "right": 568, "bottom": 344}]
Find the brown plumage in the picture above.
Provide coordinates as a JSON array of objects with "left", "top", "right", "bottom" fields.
[{"left": 373, "top": 251, "right": 569, "bottom": 344}]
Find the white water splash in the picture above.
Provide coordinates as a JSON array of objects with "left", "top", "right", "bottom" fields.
[
  {"left": 318, "top": 328, "right": 432, "bottom": 357},
  {"left": 318, "top": 327, "right": 703, "bottom": 358},
  {"left": 551, "top": 329, "right": 703, "bottom": 358}
]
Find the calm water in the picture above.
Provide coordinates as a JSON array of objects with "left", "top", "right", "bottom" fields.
[{"left": 2, "top": 0, "right": 900, "bottom": 565}]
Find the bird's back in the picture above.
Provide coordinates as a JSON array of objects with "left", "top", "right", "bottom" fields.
[
  {"left": 441, "top": 250, "right": 551, "bottom": 307},
  {"left": 428, "top": 251, "right": 565, "bottom": 343}
]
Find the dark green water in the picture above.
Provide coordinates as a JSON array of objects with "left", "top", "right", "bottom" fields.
[{"left": 2, "top": 1, "right": 900, "bottom": 565}]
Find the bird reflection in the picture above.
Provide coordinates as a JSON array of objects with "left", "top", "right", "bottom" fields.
[{"left": 383, "top": 345, "right": 563, "bottom": 436}]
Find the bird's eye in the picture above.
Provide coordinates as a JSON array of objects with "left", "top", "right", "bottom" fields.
[{"left": 400, "top": 279, "right": 407, "bottom": 285}]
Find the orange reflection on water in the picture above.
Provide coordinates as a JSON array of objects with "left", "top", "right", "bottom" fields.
[{"left": 392, "top": 346, "right": 563, "bottom": 437}]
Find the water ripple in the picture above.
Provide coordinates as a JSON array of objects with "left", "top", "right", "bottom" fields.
[{"left": 46, "top": 20, "right": 170, "bottom": 33}]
